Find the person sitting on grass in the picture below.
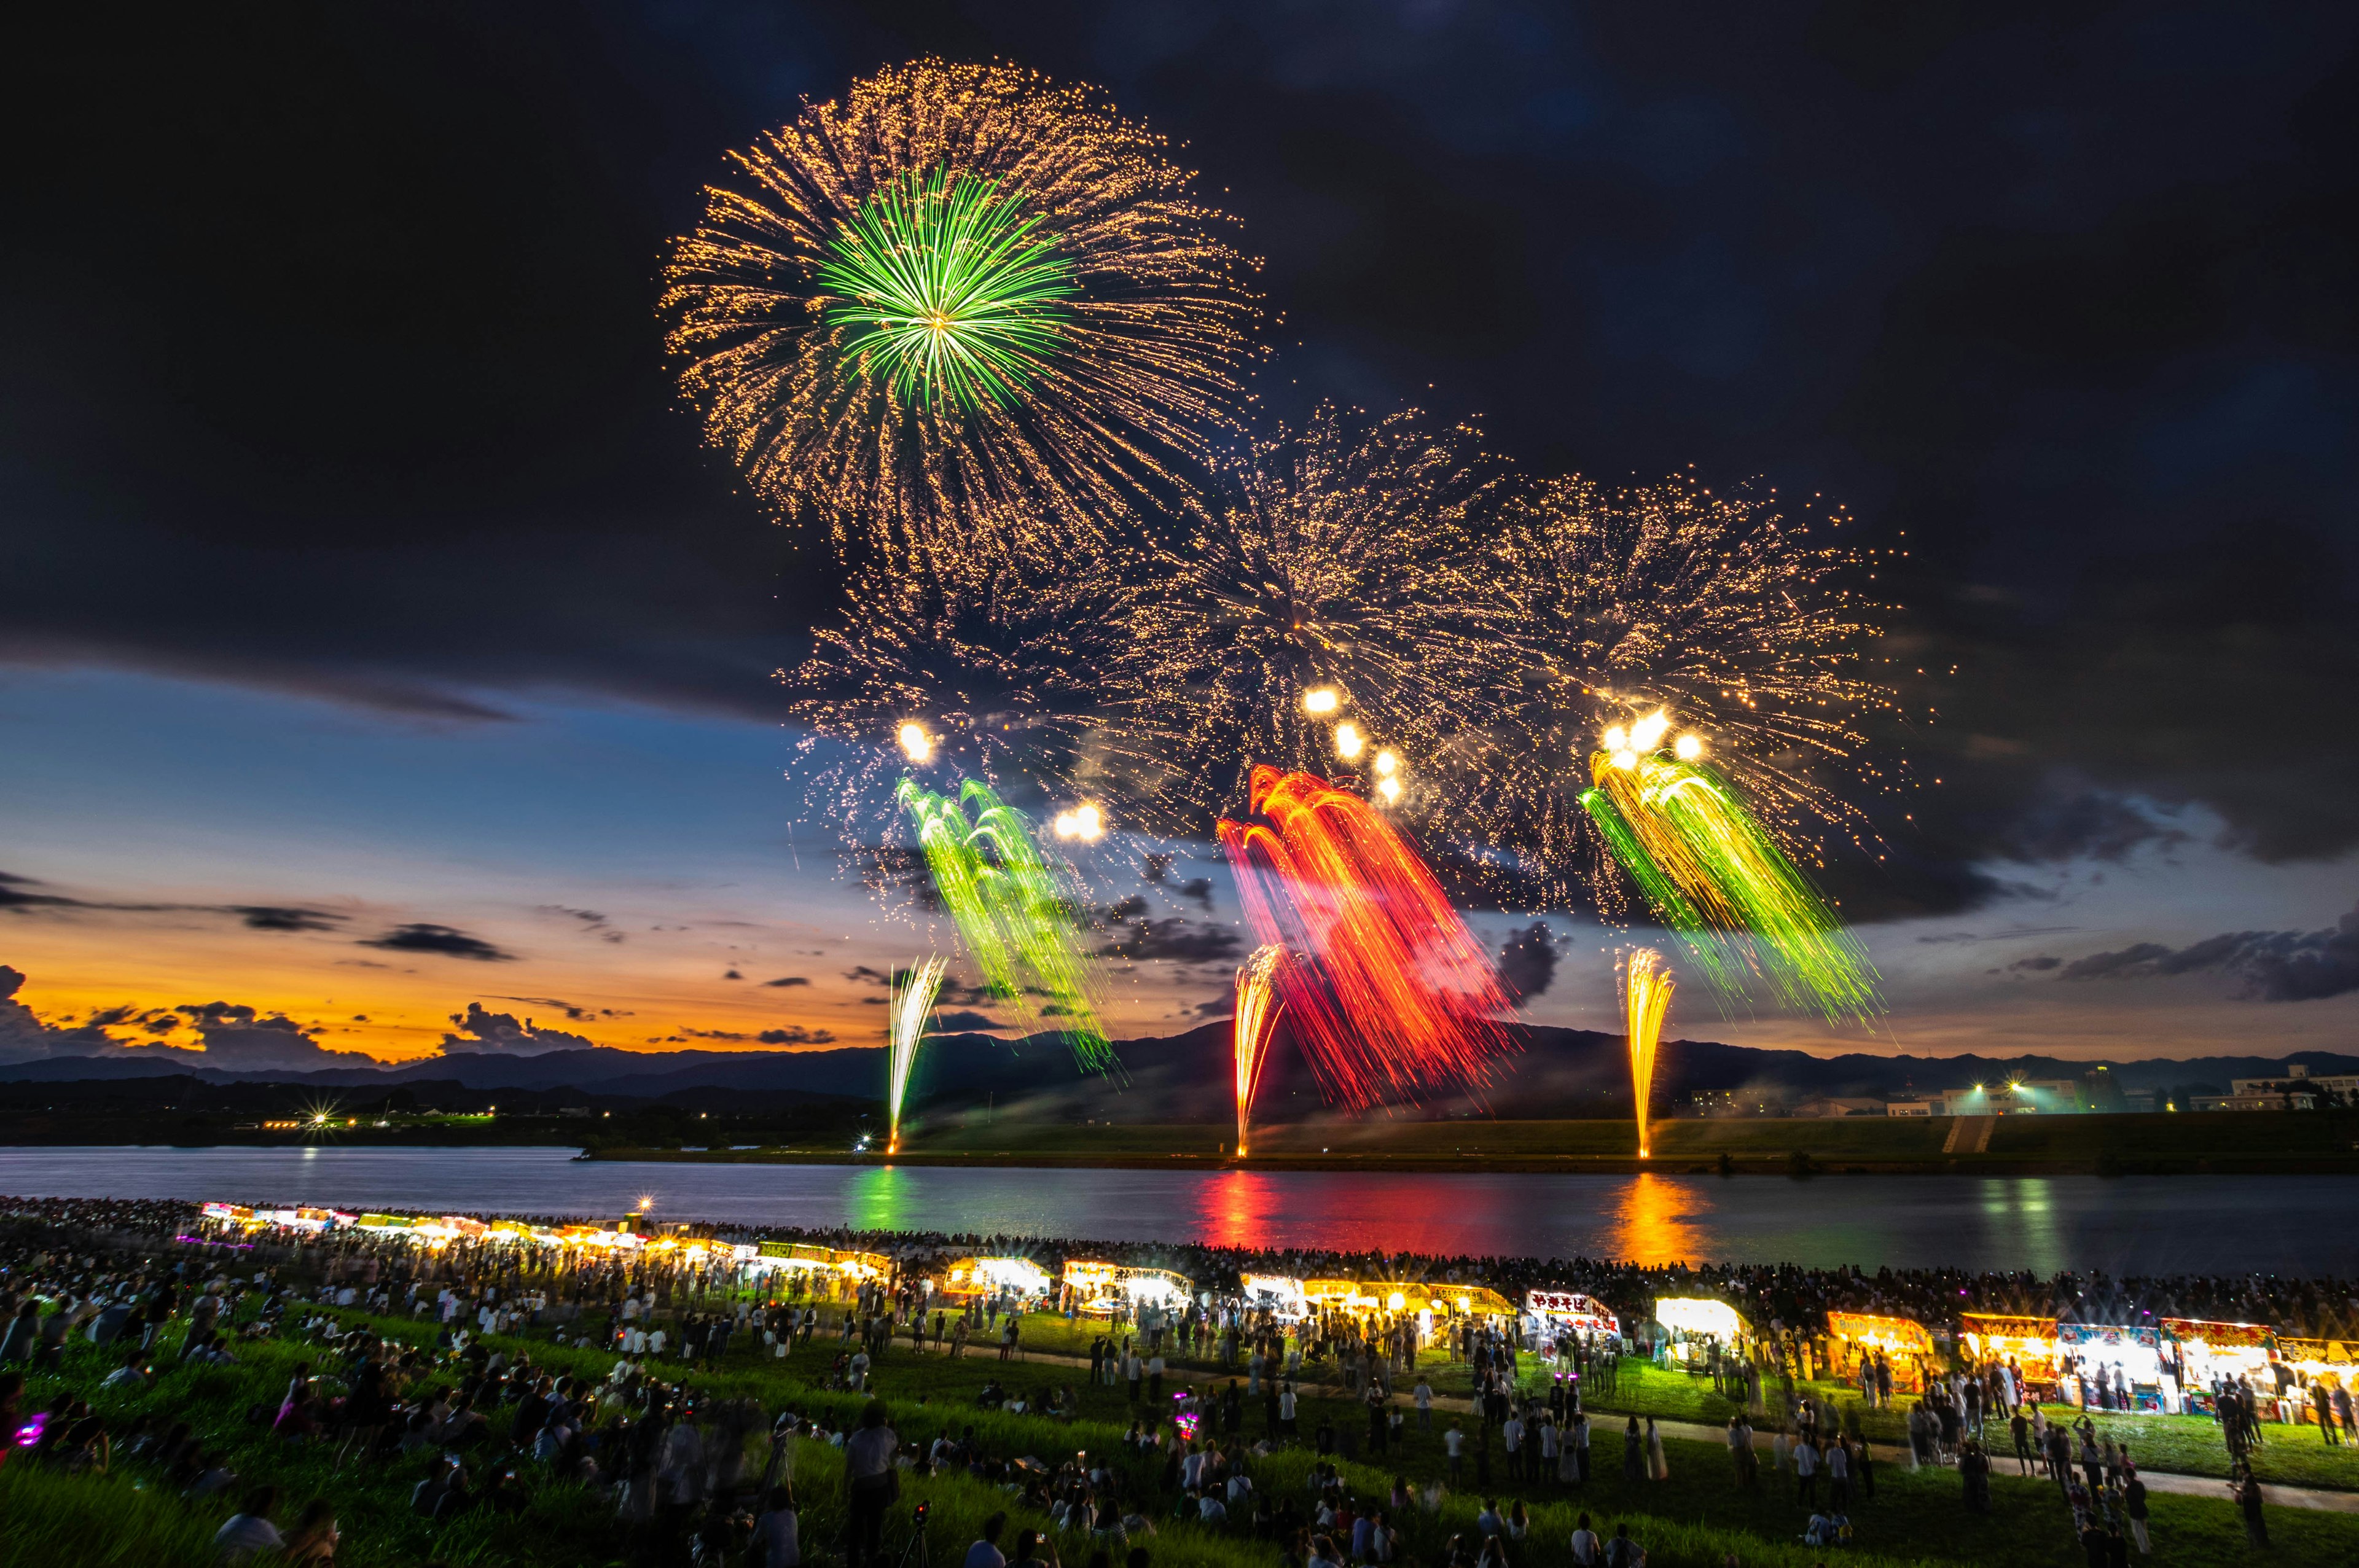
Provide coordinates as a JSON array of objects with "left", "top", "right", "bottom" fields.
[
  {"left": 214, "top": 1484, "right": 285, "bottom": 1564},
  {"left": 282, "top": 1499, "right": 338, "bottom": 1567},
  {"left": 103, "top": 1347, "right": 151, "bottom": 1389}
]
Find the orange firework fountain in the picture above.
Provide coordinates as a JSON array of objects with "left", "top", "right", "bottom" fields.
[
  {"left": 1622, "top": 948, "right": 1673, "bottom": 1159},
  {"left": 1232, "top": 945, "right": 1286, "bottom": 1158},
  {"left": 1218, "top": 765, "right": 1515, "bottom": 1108}
]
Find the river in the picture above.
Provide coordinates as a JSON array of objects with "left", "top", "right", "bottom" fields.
[{"left": 1, "top": 1146, "right": 2348, "bottom": 1274}]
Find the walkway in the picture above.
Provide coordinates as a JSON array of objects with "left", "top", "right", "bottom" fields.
[{"left": 966, "top": 1340, "right": 2359, "bottom": 1514}]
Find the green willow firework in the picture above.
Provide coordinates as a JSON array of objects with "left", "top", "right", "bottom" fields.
[
  {"left": 1587, "top": 741, "right": 1880, "bottom": 1026},
  {"left": 895, "top": 776, "right": 1115, "bottom": 1071},
  {"left": 818, "top": 169, "right": 1076, "bottom": 412}
]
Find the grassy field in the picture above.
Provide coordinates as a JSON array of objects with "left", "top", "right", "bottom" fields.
[
  {"left": 595, "top": 1109, "right": 2359, "bottom": 1174},
  {"left": 15, "top": 1283, "right": 2355, "bottom": 1568}
]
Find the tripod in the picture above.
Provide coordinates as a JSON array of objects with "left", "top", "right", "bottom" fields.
[{"left": 886, "top": 1505, "right": 931, "bottom": 1568}]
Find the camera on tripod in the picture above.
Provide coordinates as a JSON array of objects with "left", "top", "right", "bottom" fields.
[{"left": 912, "top": 1501, "right": 930, "bottom": 1524}]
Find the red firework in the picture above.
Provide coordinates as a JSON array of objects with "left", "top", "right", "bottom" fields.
[{"left": 1216, "top": 765, "right": 1516, "bottom": 1109}]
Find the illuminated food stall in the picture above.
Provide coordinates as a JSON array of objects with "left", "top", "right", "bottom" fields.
[
  {"left": 940, "top": 1255, "right": 1052, "bottom": 1303},
  {"left": 1241, "top": 1273, "right": 1310, "bottom": 1319},
  {"left": 1062, "top": 1261, "right": 1194, "bottom": 1315},
  {"left": 2276, "top": 1337, "right": 2356, "bottom": 1426},
  {"left": 2056, "top": 1323, "right": 2170, "bottom": 1413},
  {"left": 1960, "top": 1313, "right": 2060, "bottom": 1402},
  {"left": 1527, "top": 1290, "right": 1619, "bottom": 1338},
  {"left": 1826, "top": 1311, "right": 1937, "bottom": 1394},
  {"left": 749, "top": 1242, "right": 886, "bottom": 1293},
  {"left": 2162, "top": 1319, "right": 2275, "bottom": 1412},
  {"left": 1652, "top": 1297, "right": 1748, "bottom": 1366}
]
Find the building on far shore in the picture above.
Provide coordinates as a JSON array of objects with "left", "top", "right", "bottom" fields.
[{"left": 2214, "top": 1063, "right": 2354, "bottom": 1111}]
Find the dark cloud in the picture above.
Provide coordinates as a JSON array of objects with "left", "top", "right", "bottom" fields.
[
  {"left": 0, "top": 873, "right": 90, "bottom": 911},
  {"left": 2008, "top": 955, "right": 2062, "bottom": 973},
  {"left": 1098, "top": 918, "right": 1245, "bottom": 965},
  {"left": 1495, "top": 922, "right": 1559, "bottom": 1007},
  {"left": 756, "top": 1026, "right": 838, "bottom": 1045},
  {"left": 1100, "top": 895, "right": 1150, "bottom": 923},
  {"left": 359, "top": 923, "right": 515, "bottom": 962},
  {"left": 761, "top": 976, "right": 811, "bottom": 988},
  {"left": 539, "top": 905, "right": 625, "bottom": 944},
  {"left": 490, "top": 994, "right": 628, "bottom": 1022},
  {"left": 845, "top": 965, "right": 892, "bottom": 987},
  {"left": 440, "top": 1002, "right": 597, "bottom": 1056},
  {"left": 5, "top": 1, "right": 2357, "bottom": 924},
  {"left": 923, "top": 1010, "right": 1000, "bottom": 1034},
  {"left": 230, "top": 905, "right": 345, "bottom": 932},
  {"left": 1177, "top": 878, "right": 1215, "bottom": 911},
  {"left": 2057, "top": 902, "right": 2359, "bottom": 1000},
  {"left": 722, "top": 969, "right": 743, "bottom": 980},
  {"left": 1141, "top": 854, "right": 1173, "bottom": 886},
  {"left": 1191, "top": 996, "right": 1235, "bottom": 1021}
]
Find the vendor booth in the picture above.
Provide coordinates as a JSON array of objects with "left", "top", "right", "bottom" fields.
[
  {"left": 1653, "top": 1297, "right": 1748, "bottom": 1368},
  {"left": 751, "top": 1242, "right": 888, "bottom": 1293},
  {"left": 1826, "top": 1311, "right": 1937, "bottom": 1394},
  {"left": 2275, "top": 1338, "right": 2357, "bottom": 1427},
  {"left": 2163, "top": 1319, "right": 2275, "bottom": 1414},
  {"left": 1960, "top": 1313, "right": 2061, "bottom": 1404},
  {"left": 939, "top": 1255, "right": 1052, "bottom": 1303},
  {"left": 1062, "top": 1261, "right": 1193, "bottom": 1316},
  {"left": 2056, "top": 1323, "right": 2172, "bottom": 1413},
  {"left": 1527, "top": 1290, "right": 1619, "bottom": 1340},
  {"left": 1240, "top": 1273, "right": 1310, "bottom": 1319}
]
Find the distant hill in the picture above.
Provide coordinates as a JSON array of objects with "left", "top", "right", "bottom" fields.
[{"left": 5, "top": 1022, "right": 2350, "bottom": 1123}]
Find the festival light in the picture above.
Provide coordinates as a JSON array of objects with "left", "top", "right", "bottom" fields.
[
  {"left": 1218, "top": 766, "right": 1516, "bottom": 1109},
  {"left": 1232, "top": 945, "right": 1287, "bottom": 1158},
  {"left": 1622, "top": 948, "right": 1673, "bottom": 1160},
  {"left": 886, "top": 956, "right": 947, "bottom": 1154},
  {"left": 897, "top": 776, "right": 1114, "bottom": 1071}
]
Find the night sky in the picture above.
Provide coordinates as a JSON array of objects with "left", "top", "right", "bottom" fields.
[{"left": 5, "top": 2, "right": 2357, "bottom": 1069}]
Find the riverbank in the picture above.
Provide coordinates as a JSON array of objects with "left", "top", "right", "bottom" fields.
[{"left": 584, "top": 1110, "right": 2359, "bottom": 1175}]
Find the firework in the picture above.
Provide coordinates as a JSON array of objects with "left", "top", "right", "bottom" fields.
[
  {"left": 660, "top": 59, "right": 1261, "bottom": 571},
  {"left": 896, "top": 777, "right": 1115, "bottom": 1071},
  {"left": 1621, "top": 948, "right": 1673, "bottom": 1160},
  {"left": 1585, "top": 721, "right": 1880, "bottom": 1024},
  {"left": 1217, "top": 766, "right": 1515, "bottom": 1109},
  {"left": 1232, "top": 944, "right": 1287, "bottom": 1158},
  {"left": 1433, "top": 472, "right": 1895, "bottom": 912},
  {"left": 886, "top": 956, "right": 948, "bottom": 1153},
  {"left": 1107, "top": 405, "right": 1508, "bottom": 833}
]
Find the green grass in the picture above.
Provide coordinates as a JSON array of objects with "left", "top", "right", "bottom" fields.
[{"left": 12, "top": 1286, "right": 2355, "bottom": 1568}]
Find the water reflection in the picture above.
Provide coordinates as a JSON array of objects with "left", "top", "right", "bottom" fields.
[
  {"left": 0, "top": 1147, "right": 2350, "bottom": 1276},
  {"left": 1610, "top": 1173, "right": 1708, "bottom": 1266}
]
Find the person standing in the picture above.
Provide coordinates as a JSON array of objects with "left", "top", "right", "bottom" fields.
[
  {"left": 2236, "top": 1469, "right": 2267, "bottom": 1548},
  {"left": 2123, "top": 1470, "right": 2151, "bottom": 1556},
  {"left": 1414, "top": 1376, "right": 1434, "bottom": 1432},
  {"left": 1794, "top": 1431, "right": 1818, "bottom": 1505},
  {"left": 1645, "top": 1417, "right": 1668, "bottom": 1482},
  {"left": 842, "top": 1402, "right": 900, "bottom": 1568},
  {"left": 1621, "top": 1417, "right": 1644, "bottom": 1483}
]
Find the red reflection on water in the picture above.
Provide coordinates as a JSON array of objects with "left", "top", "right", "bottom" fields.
[
  {"left": 1195, "top": 1170, "right": 1493, "bottom": 1254},
  {"left": 1611, "top": 1172, "right": 1704, "bottom": 1267}
]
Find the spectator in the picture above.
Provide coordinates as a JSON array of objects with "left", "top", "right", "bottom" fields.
[
  {"left": 214, "top": 1486, "right": 284, "bottom": 1564},
  {"left": 965, "top": 1511, "right": 1010, "bottom": 1568},
  {"left": 845, "top": 1401, "right": 902, "bottom": 1568},
  {"left": 755, "top": 1483, "right": 801, "bottom": 1568},
  {"left": 283, "top": 1499, "right": 338, "bottom": 1566}
]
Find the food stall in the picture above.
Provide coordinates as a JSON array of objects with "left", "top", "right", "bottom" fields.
[
  {"left": 1826, "top": 1311, "right": 1938, "bottom": 1394},
  {"left": 2162, "top": 1319, "right": 2275, "bottom": 1413},
  {"left": 750, "top": 1242, "right": 886, "bottom": 1294},
  {"left": 939, "top": 1255, "right": 1053, "bottom": 1305},
  {"left": 1062, "top": 1261, "right": 1194, "bottom": 1316},
  {"left": 1241, "top": 1273, "right": 1310, "bottom": 1319},
  {"left": 2056, "top": 1323, "right": 2172, "bottom": 1413},
  {"left": 1653, "top": 1297, "right": 1747, "bottom": 1368},
  {"left": 1526, "top": 1290, "right": 1619, "bottom": 1341},
  {"left": 1959, "top": 1313, "right": 2061, "bottom": 1403},
  {"left": 2275, "top": 1337, "right": 2356, "bottom": 1426}
]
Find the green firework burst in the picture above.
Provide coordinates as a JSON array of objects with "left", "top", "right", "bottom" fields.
[
  {"left": 895, "top": 776, "right": 1115, "bottom": 1072},
  {"left": 819, "top": 169, "right": 1077, "bottom": 412}
]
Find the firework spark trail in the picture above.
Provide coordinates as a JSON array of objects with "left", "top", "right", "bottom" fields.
[
  {"left": 886, "top": 956, "right": 948, "bottom": 1153},
  {"left": 660, "top": 58, "right": 1261, "bottom": 572},
  {"left": 1589, "top": 743, "right": 1881, "bottom": 1024},
  {"left": 1217, "top": 766, "right": 1516, "bottom": 1110},
  {"left": 1232, "top": 945, "right": 1286, "bottom": 1158},
  {"left": 1621, "top": 948, "right": 1673, "bottom": 1160},
  {"left": 1436, "top": 472, "right": 1897, "bottom": 913},
  {"left": 896, "top": 777, "right": 1116, "bottom": 1071},
  {"left": 1109, "top": 405, "right": 1509, "bottom": 833}
]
